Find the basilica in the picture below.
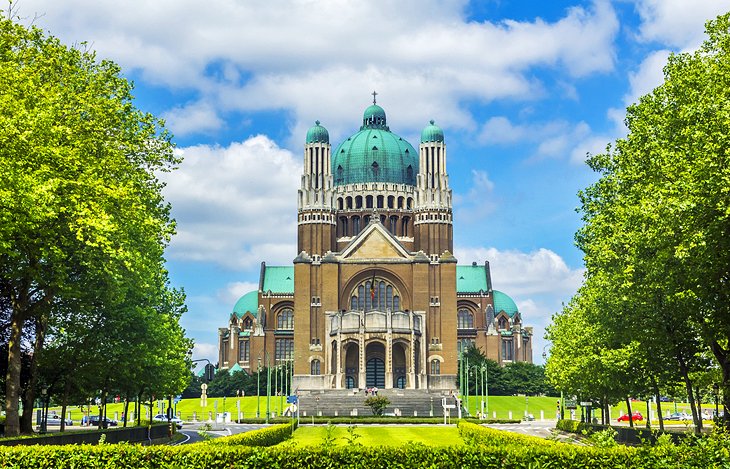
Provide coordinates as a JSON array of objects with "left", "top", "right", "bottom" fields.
[{"left": 218, "top": 97, "right": 532, "bottom": 392}]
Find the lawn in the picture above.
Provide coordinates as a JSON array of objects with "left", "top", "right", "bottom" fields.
[{"left": 287, "top": 425, "right": 464, "bottom": 447}]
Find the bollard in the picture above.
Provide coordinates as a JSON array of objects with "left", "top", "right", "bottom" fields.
[
  {"left": 508, "top": 411, "right": 512, "bottom": 419},
  {"left": 493, "top": 411, "right": 496, "bottom": 419},
  {"left": 193, "top": 411, "right": 197, "bottom": 422},
  {"left": 540, "top": 410, "right": 544, "bottom": 421}
]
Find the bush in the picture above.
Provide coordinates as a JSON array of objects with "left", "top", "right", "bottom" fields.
[
  {"left": 207, "top": 422, "right": 296, "bottom": 447},
  {"left": 364, "top": 396, "right": 390, "bottom": 416}
]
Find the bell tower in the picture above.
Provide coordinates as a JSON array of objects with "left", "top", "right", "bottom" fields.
[
  {"left": 297, "top": 121, "right": 336, "bottom": 256},
  {"left": 414, "top": 120, "right": 453, "bottom": 256}
]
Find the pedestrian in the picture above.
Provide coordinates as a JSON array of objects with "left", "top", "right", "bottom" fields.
[{"left": 373, "top": 386, "right": 378, "bottom": 396}]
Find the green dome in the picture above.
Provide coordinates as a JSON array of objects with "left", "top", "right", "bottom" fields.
[
  {"left": 306, "top": 120, "right": 329, "bottom": 144},
  {"left": 233, "top": 291, "right": 258, "bottom": 319},
  {"left": 493, "top": 290, "right": 518, "bottom": 318},
  {"left": 421, "top": 120, "right": 444, "bottom": 143},
  {"left": 332, "top": 104, "right": 418, "bottom": 186}
]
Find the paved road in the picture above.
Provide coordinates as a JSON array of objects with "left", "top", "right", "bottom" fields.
[
  {"left": 483, "top": 419, "right": 557, "bottom": 438},
  {"left": 171, "top": 423, "right": 271, "bottom": 445}
]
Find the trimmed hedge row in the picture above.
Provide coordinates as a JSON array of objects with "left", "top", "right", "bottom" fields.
[
  {"left": 207, "top": 423, "right": 296, "bottom": 447},
  {"left": 458, "top": 421, "right": 561, "bottom": 448},
  {"left": 2, "top": 440, "right": 730, "bottom": 468}
]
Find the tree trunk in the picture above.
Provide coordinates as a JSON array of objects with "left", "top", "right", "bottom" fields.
[
  {"left": 60, "top": 379, "right": 71, "bottom": 432},
  {"left": 679, "top": 361, "right": 701, "bottom": 433},
  {"left": 123, "top": 398, "right": 130, "bottom": 428},
  {"left": 20, "top": 315, "right": 47, "bottom": 433},
  {"left": 709, "top": 340, "right": 730, "bottom": 429},
  {"left": 4, "top": 311, "right": 25, "bottom": 436},
  {"left": 626, "top": 397, "right": 634, "bottom": 428},
  {"left": 653, "top": 382, "right": 664, "bottom": 431}
]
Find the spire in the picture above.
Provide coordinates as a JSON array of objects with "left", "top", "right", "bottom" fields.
[{"left": 372, "top": 90, "right": 377, "bottom": 104}]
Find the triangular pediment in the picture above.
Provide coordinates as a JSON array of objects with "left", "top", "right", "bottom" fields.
[{"left": 340, "top": 221, "right": 410, "bottom": 260}]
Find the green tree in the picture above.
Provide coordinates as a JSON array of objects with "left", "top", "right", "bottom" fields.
[
  {"left": 0, "top": 16, "right": 180, "bottom": 435},
  {"left": 565, "top": 12, "right": 730, "bottom": 429}
]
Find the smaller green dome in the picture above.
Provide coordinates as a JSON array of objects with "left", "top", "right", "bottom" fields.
[
  {"left": 306, "top": 120, "right": 329, "bottom": 144},
  {"left": 421, "top": 120, "right": 444, "bottom": 143},
  {"left": 363, "top": 104, "right": 387, "bottom": 129},
  {"left": 233, "top": 291, "right": 258, "bottom": 319},
  {"left": 493, "top": 290, "right": 518, "bottom": 318}
]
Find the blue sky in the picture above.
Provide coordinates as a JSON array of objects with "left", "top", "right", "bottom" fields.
[{"left": 20, "top": 0, "right": 728, "bottom": 367}]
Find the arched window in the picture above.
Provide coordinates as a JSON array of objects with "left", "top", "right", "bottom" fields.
[
  {"left": 351, "top": 278, "right": 401, "bottom": 312},
  {"left": 430, "top": 359, "right": 440, "bottom": 375},
  {"left": 311, "top": 360, "right": 321, "bottom": 376},
  {"left": 242, "top": 317, "right": 253, "bottom": 330},
  {"left": 498, "top": 317, "right": 508, "bottom": 330},
  {"left": 277, "top": 308, "right": 294, "bottom": 330},
  {"left": 457, "top": 309, "right": 474, "bottom": 329}
]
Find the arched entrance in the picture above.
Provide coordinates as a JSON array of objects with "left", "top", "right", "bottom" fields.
[
  {"left": 392, "top": 342, "right": 408, "bottom": 389},
  {"left": 365, "top": 342, "right": 385, "bottom": 388},
  {"left": 344, "top": 342, "right": 359, "bottom": 389}
]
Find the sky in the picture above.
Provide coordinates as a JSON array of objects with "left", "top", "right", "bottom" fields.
[{"left": 17, "top": 0, "right": 729, "bottom": 368}]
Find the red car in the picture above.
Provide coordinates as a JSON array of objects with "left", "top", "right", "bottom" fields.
[{"left": 617, "top": 412, "right": 643, "bottom": 422}]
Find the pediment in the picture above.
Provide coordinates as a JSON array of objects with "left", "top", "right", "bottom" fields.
[{"left": 340, "top": 222, "right": 410, "bottom": 260}]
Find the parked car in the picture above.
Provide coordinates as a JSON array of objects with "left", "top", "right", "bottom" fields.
[
  {"left": 617, "top": 412, "right": 643, "bottom": 422},
  {"left": 84, "top": 415, "right": 118, "bottom": 427},
  {"left": 659, "top": 396, "right": 672, "bottom": 402},
  {"left": 152, "top": 414, "right": 183, "bottom": 429},
  {"left": 45, "top": 415, "right": 73, "bottom": 426},
  {"left": 665, "top": 412, "right": 689, "bottom": 421}
]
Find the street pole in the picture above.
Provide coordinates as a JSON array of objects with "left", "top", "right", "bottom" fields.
[
  {"left": 274, "top": 362, "right": 278, "bottom": 416},
  {"left": 485, "top": 365, "right": 489, "bottom": 417},
  {"left": 257, "top": 357, "right": 261, "bottom": 419},
  {"left": 266, "top": 353, "right": 271, "bottom": 424}
]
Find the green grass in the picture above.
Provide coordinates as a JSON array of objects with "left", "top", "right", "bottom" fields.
[
  {"left": 287, "top": 425, "right": 463, "bottom": 447},
  {"left": 41, "top": 395, "right": 709, "bottom": 425}
]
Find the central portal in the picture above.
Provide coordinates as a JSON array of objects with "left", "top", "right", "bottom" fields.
[{"left": 365, "top": 342, "right": 385, "bottom": 388}]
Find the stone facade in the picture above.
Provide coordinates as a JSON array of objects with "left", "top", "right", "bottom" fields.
[{"left": 218, "top": 100, "right": 532, "bottom": 391}]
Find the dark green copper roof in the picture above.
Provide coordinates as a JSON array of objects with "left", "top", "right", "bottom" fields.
[
  {"left": 332, "top": 104, "right": 418, "bottom": 186},
  {"left": 456, "top": 265, "right": 489, "bottom": 293},
  {"left": 306, "top": 120, "right": 329, "bottom": 144},
  {"left": 493, "top": 290, "right": 519, "bottom": 318},
  {"left": 421, "top": 120, "right": 444, "bottom": 143},
  {"left": 262, "top": 266, "right": 294, "bottom": 294},
  {"left": 233, "top": 291, "right": 258, "bottom": 319}
]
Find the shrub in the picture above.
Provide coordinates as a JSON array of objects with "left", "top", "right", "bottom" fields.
[
  {"left": 364, "top": 396, "right": 390, "bottom": 416},
  {"left": 207, "top": 422, "right": 295, "bottom": 447}
]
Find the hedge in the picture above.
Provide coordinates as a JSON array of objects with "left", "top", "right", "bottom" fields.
[
  {"left": 458, "top": 421, "right": 561, "bottom": 448},
  {"left": 207, "top": 422, "right": 296, "bottom": 447},
  {"left": 1, "top": 440, "right": 730, "bottom": 468}
]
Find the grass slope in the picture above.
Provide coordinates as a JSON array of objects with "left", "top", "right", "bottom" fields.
[{"left": 288, "top": 425, "right": 463, "bottom": 447}]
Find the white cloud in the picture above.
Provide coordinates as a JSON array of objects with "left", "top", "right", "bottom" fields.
[
  {"left": 217, "top": 282, "right": 259, "bottom": 305},
  {"left": 455, "top": 246, "right": 584, "bottom": 297},
  {"left": 454, "top": 170, "right": 498, "bottom": 221},
  {"left": 634, "top": 0, "right": 727, "bottom": 49},
  {"left": 162, "top": 101, "right": 225, "bottom": 137},
  {"left": 21, "top": 0, "right": 619, "bottom": 140},
  {"left": 159, "top": 135, "right": 300, "bottom": 270},
  {"left": 190, "top": 342, "right": 218, "bottom": 367}
]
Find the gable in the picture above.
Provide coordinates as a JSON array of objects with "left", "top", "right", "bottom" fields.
[{"left": 341, "top": 222, "right": 410, "bottom": 260}]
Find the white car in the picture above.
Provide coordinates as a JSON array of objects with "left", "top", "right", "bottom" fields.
[
  {"left": 46, "top": 415, "right": 73, "bottom": 426},
  {"left": 152, "top": 414, "right": 183, "bottom": 429}
]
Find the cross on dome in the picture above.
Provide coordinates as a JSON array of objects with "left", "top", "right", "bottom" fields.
[{"left": 372, "top": 90, "right": 377, "bottom": 104}]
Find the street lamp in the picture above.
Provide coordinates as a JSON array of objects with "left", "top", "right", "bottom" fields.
[
  {"left": 257, "top": 356, "right": 262, "bottom": 419},
  {"left": 40, "top": 387, "right": 48, "bottom": 434},
  {"left": 542, "top": 346, "right": 563, "bottom": 420}
]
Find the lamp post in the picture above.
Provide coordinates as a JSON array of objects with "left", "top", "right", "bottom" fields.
[
  {"left": 40, "top": 387, "right": 48, "bottom": 434},
  {"left": 482, "top": 364, "right": 488, "bottom": 418},
  {"left": 266, "top": 353, "right": 271, "bottom": 424},
  {"left": 543, "top": 346, "right": 563, "bottom": 420},
  {"left": 257, "top": 356, "right": 261, "bottom": 418}
]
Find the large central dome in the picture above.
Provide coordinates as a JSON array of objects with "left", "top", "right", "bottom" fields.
[{"left": 332, "top": 104, "right": 418, "bottom": 186}]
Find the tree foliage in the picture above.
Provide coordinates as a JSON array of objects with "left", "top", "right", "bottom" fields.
[
  {"left": 0, "top": 16, "right": 190, "bottom": 435},
  {"left": 547, "top": 13, "right": 730, "bottom": 430}
]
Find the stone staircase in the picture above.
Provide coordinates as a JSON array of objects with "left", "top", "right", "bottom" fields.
[{"left": 297, "top": 389, "right": 460, "bottom": 418}]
